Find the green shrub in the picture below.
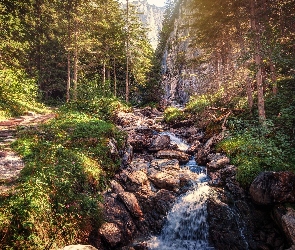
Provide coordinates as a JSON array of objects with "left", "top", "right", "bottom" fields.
[
  {"left": 0, "top": 69, "right": 46, "bottom": 118},
  {"left": 163, "top": 107, "right": 186, "bottom": 124},
  {"left": 217, "top": 119, "right": 295, "bottom": 186}
]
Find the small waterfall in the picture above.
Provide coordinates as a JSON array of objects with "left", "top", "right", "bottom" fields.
[
  {"left": 160, "top": 132, "right": 189, "bottom": 151},
  {"left": 148, "top": 133, "right": 214, "bottom": 250}
]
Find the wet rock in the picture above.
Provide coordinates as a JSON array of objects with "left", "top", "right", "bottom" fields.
[
  {"left": 99, "top": 222, "right": 122, "bottom": 247},
  {"left": 141, "top": 189, "right": 176, "bottom": 233},
  {"left": 118, "top": 191, "right": 144, "bottom": 218},
  {"left": 250, "top": 171, "right": 295, "bottom": 205},
  {"left": 156, "top": 150, "right": 189, "bottom": 164},
  {"left": 148, "top": 170, "right": 180, "bottom": 191},
  {"left": 150, "top": 159, "right": 180, "bottom": 171},
  {"left": 207, "top": 198, "right": 250, "bottom": 250},
  {"left": 272, "top": 206, "right": 295, "bottom": 246},
  {"left": 207, "top": 153, "right": 230, "bottom": 171},
  {"left": 186, "top": 140, "right": 201, "bottom": 155},
  {"left": 148, "top": 134, "right": 170, "bottom": 152},
  {"left": 124, "top": 170, "right": 149, "bottom": 192}
]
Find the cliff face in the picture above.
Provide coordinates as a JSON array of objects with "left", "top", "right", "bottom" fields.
[
  {"left": 128, "top": 0, "right": 164, "bottom": 50},
  {"left": 161, "top": 1, "right": 213, "bottom": 104}
]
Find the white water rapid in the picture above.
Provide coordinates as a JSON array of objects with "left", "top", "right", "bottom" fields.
[{"left": 147, "top": 133, "right": 214, "bottom": 250}]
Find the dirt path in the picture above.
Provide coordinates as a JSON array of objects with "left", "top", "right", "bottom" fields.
[{"left": 0, "top": 112, "right": 56, "bottom": 195}]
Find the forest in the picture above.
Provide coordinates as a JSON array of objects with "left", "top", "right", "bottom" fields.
[{"left": 0, "top": 0, "right": 294, "bottom": 249}]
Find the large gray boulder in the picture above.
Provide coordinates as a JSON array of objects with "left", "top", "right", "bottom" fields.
[{"left": 250, "top": 171, "right": 295, "bottom": 205}]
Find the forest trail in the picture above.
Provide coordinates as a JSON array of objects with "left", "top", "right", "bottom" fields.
[{"left": 0, "top": 112, "right": 56, "bottom": 195}]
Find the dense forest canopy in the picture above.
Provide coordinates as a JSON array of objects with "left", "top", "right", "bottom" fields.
[{"left": 0, "top": 0, "right": 155, "bottom": 107}]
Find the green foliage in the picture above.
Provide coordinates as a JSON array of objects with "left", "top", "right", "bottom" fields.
[
  {"left": 0, "top": 109, "right": 126, "bottom": 248},
  {"left": 217, "top": 119, "right": 295, "bottom": 186},
  {"left": 163, "top": 107, "right": 186, "bottom": 124},
  {"left": 0, "top": 69, "right": 46, "bottom": 119},
  {"left": 186, "top": 95, "right": 211, "bottom": 115},
  {"left": 61, "top": 96, "right": 131, "bottom": 121}
]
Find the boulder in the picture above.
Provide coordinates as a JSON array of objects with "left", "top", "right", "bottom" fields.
[
  {"left": 148, "top": 170, "right": 180, "bottom": 191},
  {"left": 141, "top": 189, "right": 176, "bottom": 233},
  {"left": 156, "top": 150, "right": 189, "bottom": 164},
  {"left": 186, "top": 140, "right": 201, "bottom": 155},
  {"left": 102, "top": 194, "right": 136, "bottom": 246},
  {"left": 118, "top": 191, "right": 144, "bottom": 218},
  {"left": 99, "top": 223, "right": 122, "bottom": 247},
  {"left": 61, "top": 245, "right": 97, "bottom": 250},
  {"left": 150, "top": 159, "right": 180, "bottom": 171},
  {"left": 207, "top": 153, "right": 230, "bottom": 171},
  {"left": 148, "top": 134, "right": 170, "bottom": 152},
  {"left": 128, "top": 132, "right": 151, "bottom": 151},
  {"left": 250, "top": 171, "right": 295, "bottom": 205},
  {"left": 273, "top": 206, "right": 295, "bottom": 246},
  {"left": 207, "top": 198, "right": 249, "bottom": 250}
]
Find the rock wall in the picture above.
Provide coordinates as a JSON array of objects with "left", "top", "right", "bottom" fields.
[{"left": 161, "top": 1, "right": 212, "bottom": 104}]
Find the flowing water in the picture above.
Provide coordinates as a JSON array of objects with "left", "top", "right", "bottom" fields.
[{"left": 147, "top": 133, "right": 214, "bottom": 250}]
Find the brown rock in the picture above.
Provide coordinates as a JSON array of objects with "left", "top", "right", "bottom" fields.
[
  {"left": 250, "top": 171, "right": 295, "bottom": 205},
  {"left": 118, "top": 191, "right": 144, "bottom": 218},
  {"left": 186, "top": 140, "right": 201, "bottom": 155},
  {"left": 148, "top": 134, "right": 170, "bottom": 152},
  {"left": 156, "top": 150, "right": 189, "bottom": 164},
  {"left": 99, "top": 222, "right": 122, "bottom": 247},
  {"left": 207, "top": 154, "right": 230, "bottom": 171},
  {"left": 149, "top": 171, "right": 180, "bottom": 191}
]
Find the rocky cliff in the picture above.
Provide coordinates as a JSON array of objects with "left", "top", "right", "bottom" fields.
[
  {"left": 126, "top": 0, "right": 164, "bottom": 50},
  {"left": 161, "top": 1, "right": 215, "bottom": 104}
]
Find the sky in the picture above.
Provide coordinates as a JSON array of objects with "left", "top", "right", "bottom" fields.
[
  {"left": 146, "top": 0, "right": 166, "bottom": 7},
  {"left": 119, "top": 0, "right": 166, "bottom": 7}
]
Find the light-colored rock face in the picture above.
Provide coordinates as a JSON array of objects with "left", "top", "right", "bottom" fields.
[
  {"left": 160, "top": 1, "right": 217, "bottom": 105},
  {"left": 122, "top": 0, "right": 164, "bottom": 50},
  {"left": 132, "top": 0, "right": 164, "bottom": 49}
]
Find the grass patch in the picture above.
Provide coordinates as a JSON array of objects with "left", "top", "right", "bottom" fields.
[{"left": 0, "top": 108, "right": 126, "bottom": 249}]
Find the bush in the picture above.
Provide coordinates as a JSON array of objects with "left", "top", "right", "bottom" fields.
[
  {"left": 217, "top": 119, "right": 295, "bottom": 186},
  {"left": 163, "top": 107, "right": 186, "bottom": 124},
  {"left": 0, "top": 69, "right": 46, "bottom": 118}
]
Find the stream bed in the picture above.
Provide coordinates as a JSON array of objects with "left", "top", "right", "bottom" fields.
[{"left": 147, "top": 133, "right": 215, "bottom": 250}]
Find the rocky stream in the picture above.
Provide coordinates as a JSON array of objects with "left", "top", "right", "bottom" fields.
[
  {"left": 87, "top": 107, "right": 295, "bottom": 250},
  {"left": 1, "top": 109, "right": 294, "bottom": 250}
]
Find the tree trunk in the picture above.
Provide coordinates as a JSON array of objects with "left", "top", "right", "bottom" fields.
[
  {"left": 250, "top": 0, "right": 266, "bottom": 122},
  {"left": 125, "top": 0, "right": 129, "bottom": 102},
  {"left": 114, "top": 58, "right": 117, "bottom": 97},
  {"left": 73, "top": 20, "right": 78, "bottom": 101},
  {"left": 246, "top": 76, "right": 253, "bottom": 112},
  {"left": 102, "top": 59, "right": 106, "bottom": 88},
  {"left": 270, "top": 61, "right": 277, "bottom": 95},
  {"left": 66, "top": 52, "right": 71, "bottom": 102}
]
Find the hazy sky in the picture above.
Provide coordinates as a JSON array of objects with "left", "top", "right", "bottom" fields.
[
  {"left": 119, "top": 0, "right": 166, "bottom": 7},
  {"left": 146, "top": 0, "right": 166, "bottom": 7}
]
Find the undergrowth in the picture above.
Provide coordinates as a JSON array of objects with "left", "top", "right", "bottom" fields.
[
  {"left": 0, "top": 69, "right": 47, "bottom": 119},
  {"left": 0, "top": 102, "right": 127, "bottom": 249}
]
